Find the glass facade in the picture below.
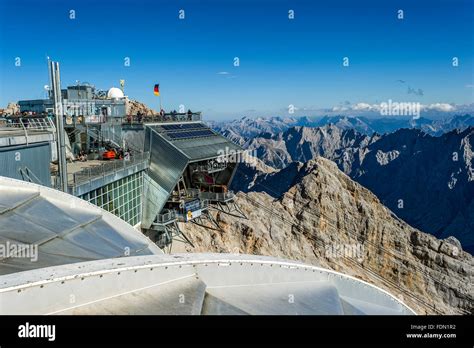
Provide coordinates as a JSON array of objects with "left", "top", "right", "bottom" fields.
[{"left": 79, "top": 172, "right": 144, "bottom": 226}]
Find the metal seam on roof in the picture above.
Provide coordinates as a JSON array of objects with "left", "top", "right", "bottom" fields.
[
  {"left": 0, "top": 176, "right": 163, "bottom": 275},
  {"left": 0, "top": 192, "right": 40, "bottom": 215},
  {"left": 0, "top": 254, "right": 416, "bottom": 315},
  {"left": 45, "top": 273, "right": 196, "bottom": 315},
  {"left": 0, "top": 253, "right": 416, "bottom": 314}
]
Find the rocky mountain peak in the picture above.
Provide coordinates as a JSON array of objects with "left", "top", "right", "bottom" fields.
[
  {"left": 183, "top": 155, "right": 473, "bottom": 314},
  {"left": 125, "top": 99, "right": 156, "bottom": 116},
  {"left": 236, "top": 125, "right": 474, "bottom": 253}
]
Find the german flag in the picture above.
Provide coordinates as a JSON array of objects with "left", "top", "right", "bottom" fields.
[{"left": 154, "top": 84, "right": 160, "bottom": 96}]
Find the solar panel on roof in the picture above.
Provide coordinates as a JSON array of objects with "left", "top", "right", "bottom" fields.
[
  {"left": 161, "top": 123, "right": 206, "bottom": 131},
  {"left": 161, "top": 124, "right": 178, "bottom": 131},
  {"left": 185, "top": 123, "right": 205, "bottom": 129},
  {"left": 167, "top": 129, "right": 215, "bottom": 140},
  {"left": 194, "top": 130, "right": 214, "bottom": 137}
]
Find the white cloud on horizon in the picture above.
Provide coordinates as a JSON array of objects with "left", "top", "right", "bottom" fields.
[
  {"left": 223, "top": 102, "right": 473, "bottom": 122},
  {"left": 332, "top": 102, "right": 457, "bottom": 113},
  {"left": 424, "top": 103, "right": 455, "bottom": 112}
]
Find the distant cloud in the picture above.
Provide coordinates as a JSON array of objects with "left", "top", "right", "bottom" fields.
[
  {"left": 397, "top": 80, "right": 424, "bottom": 96},
  {"left": 216, "top": 71, "right": 237, "bottom": 79},
  {"left": 353, "top": 102, "right": 374, "bottom": 111},
  {"left": 407, "top": 86, "right": 424, "bottom": 96},
  {"left": 466, "top": 84, "right": 474, "bottom": 88},
  {"left": 424, "top": 103, "right": 455, "bottom": 112},
  {"left": 331, "top": 101, "right": 457, "bottom": 113},
  {"left": 217, "top": 101, "right": 473, "bottom": 120},
  {"left": 332, "top": 101, "right": 352, "bottom": 112},
  {"left": 332, "top": 106, "right": 349, "bottom": 112}
]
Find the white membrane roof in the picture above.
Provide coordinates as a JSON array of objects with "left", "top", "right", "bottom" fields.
[
  {"left": 0, "top": 176, "right": 162, "bottom": 275},
  {"left": 0, "top": 254, "right": 416, "bottom": 315}
]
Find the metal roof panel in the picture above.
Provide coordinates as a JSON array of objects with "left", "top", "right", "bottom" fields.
[{"left": 0, "top": 176, "right": 162, "bottom": 276}]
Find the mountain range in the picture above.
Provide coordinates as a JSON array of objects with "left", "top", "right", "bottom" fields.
[
  {"left": 211, "top": 115, "right": 474, "bottom": 254},
  {"left": 210, "top": 114, "right": 474, "bottom": 142},
  {"left": 180, "top": 157, "right": 473, "bottom": 314}
]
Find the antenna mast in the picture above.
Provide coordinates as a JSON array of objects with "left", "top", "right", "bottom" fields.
[{"left": 49, "top": 60, "right": 68, "bottom": 192}]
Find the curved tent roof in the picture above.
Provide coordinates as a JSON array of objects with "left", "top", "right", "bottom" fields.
[
  {"left": 0, "top": 176, "right": 162, "bottom": 276},
  {"left": 0, "top": 254, "right": 416, "bottom": 315}
]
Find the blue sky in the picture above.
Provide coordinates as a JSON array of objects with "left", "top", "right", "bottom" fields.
[{"left": 0, "top": 0, "right": 473, "bottom": 120}]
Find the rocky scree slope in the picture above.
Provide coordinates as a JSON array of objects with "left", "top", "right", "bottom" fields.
[{"left": 181, "top": 157, "right": 473, "bottom": 314}]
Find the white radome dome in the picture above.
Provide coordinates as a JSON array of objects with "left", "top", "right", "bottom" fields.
[{"left": 107, "top": 87, "right": 124, "bottom": 99}]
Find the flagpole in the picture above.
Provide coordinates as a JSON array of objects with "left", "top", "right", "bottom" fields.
[{"left": 158, "top": 84, "right": 162, "bottom": 115}]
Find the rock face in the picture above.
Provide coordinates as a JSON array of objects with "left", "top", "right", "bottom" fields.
[
  {"left": 233, "top": 126, "right": 474, "bottom": 254},
  {"left": 125, "top": 99, "right": 156, "bottom": 116},
  {"left": 180, "top": 157, "right": 473, "bottom": 315},
  {"left": 350, "top": 128, "right": 474, "bottom": 254},
  {"left": 246, "top": 125, "right": 376, "bottom": 169},
  {"left": 0, "top": 102, "right": 19, "bottom": 115},
  {"left": 231, "top": 156, "right": 277, "bottom": 192}
]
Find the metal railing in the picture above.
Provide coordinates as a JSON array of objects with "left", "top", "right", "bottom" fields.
[
  {"left": 85, "top": 127, "right": 142, "bottom": 153},
  {"left": 170, "top": 188, "right": 200, "bottom": 200},
  {"left": 123, "top": 112, "right": 202, "bottom": 125},
  {"left": 86, "top": 128, "right": 101, "bottom": 141},
  {"left": 199, "top": 191, "right": 235, "bottom": 202},
  {"left": 70, "top": 151, "right": 150, "bottom": 186},
  {"left": 169, "top": 189, "right": 235, "bottom": 203},
  {"left": 200, "top": 199, "right": 209, "bottom": 210},
  {"left": 192, "top": 162, "right": 228, "bottom": 173},
  {"left": 3, "top": 117, "right": 55, "bottom": 131},
  {"left": 101, "top": 127, "right": 123, "bottom": 145},
  {"left": 185, "top": 188, "right": 200, "bottom": 198},
  {"left": 155, "top": 211, "right": 177, "bottom": 224}
]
